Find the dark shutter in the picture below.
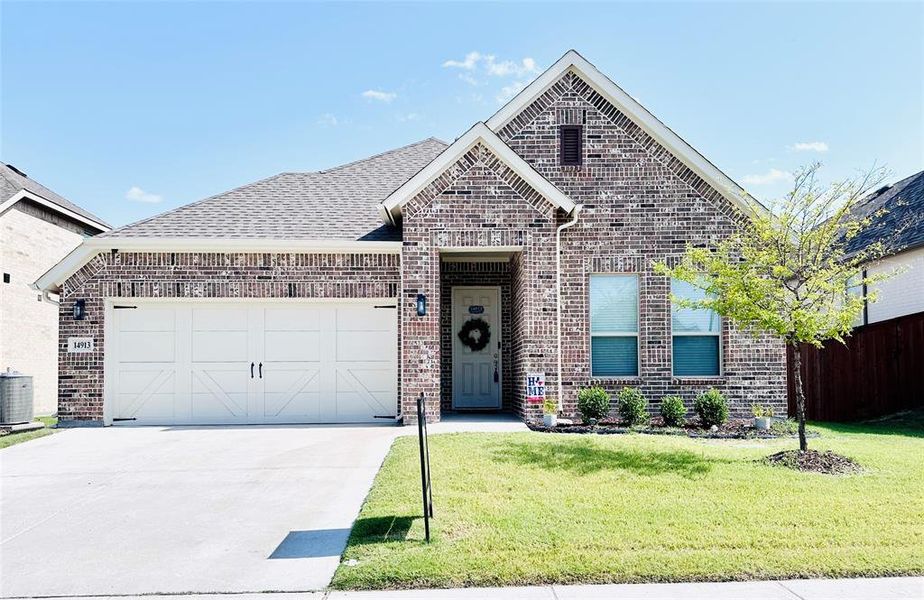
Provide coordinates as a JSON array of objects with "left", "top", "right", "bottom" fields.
[{"left": 560, "top": 125, "right": 582, "bottom": 165}]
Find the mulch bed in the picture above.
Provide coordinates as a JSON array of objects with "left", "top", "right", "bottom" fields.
[
  {"left": 765, "top": 449, "right": 862, "bottom": 475},
  {"left": 528, "top": 417, "right": 817, "bottom": 440}
]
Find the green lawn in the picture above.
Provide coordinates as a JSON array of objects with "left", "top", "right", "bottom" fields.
[
  {"left": 0, "top": 416, "right": 57, "bottom": 450},
  {"left": 332, "top": 417, "right": 924, "bottom": 589}
]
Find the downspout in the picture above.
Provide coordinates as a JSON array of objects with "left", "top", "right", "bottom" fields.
[{"left": 555, "top": 205, "right": 583, "bottom": 413}]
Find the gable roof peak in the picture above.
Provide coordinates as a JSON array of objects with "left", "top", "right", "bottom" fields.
[
  {"left": 486, "top": 49, "right": 769, "bottom": 221},
  {"left": 379, "top": 122, "right": 575, "bottom": 224},
  {"left": 0, "top": 161, "right": 109, "bottom": 232}
]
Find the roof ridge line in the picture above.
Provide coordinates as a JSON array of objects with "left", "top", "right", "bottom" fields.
[{"left": 317, "top": 137, "right": 448, "bottom": 173}]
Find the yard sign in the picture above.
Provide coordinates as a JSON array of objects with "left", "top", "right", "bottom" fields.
[{"left": 526, "top": 372, "right": 546, "bottom": 404}]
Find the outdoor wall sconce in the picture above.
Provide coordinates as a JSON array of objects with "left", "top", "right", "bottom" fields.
[
  {"left": 73, "top": 299, "right": 86, "bottom": 320},
  {"left": 416, "top": 294, "right": 427, "bottom": 317}
]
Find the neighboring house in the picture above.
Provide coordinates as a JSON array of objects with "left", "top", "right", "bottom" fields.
[
  {"left": 36, "top": 50, "right": 786, "bottom": 427},
  {"left": 847, "top": 170, "right": 924, "bottom": 325},
  {"left": 787, "top": 169, "right": 924, "bottom": 422},
  {"left": 1, "top": 163, "right": 109, "bottom": 414}
]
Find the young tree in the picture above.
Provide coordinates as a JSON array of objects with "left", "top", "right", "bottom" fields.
[{"left": 655, "top": 164, "right": 901, "bottom": 452}]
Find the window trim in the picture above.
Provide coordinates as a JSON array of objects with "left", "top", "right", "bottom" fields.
[
  {"left": 669, "top": 279, "right": 723, "bottom": 378},
  {"left": 589, "top": 273, "right": 641, "bottom": 378},
  {"left": 560, "top": 125, "right": 583, "bottom": 166}
]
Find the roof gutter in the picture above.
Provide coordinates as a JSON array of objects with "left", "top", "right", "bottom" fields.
[
  {"left": 33, "top": 237, "right": 403, "bottom": 293},
  {"left": 556, "top": 204, "right": 583, "bottom": 413}
]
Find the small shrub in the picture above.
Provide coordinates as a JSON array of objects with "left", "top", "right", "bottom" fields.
[
  {"left": 543, "top": 398, "right": 558, "bottom": 415},
  {"left": 694, "top": 388, "right": 729, "bottom": 427},
  {"left": 660, "top": 395, "right": 687, "bottom": 427},
  {"left": 576, "top": 387, "right": 610, "bottom": 423},
  {"left": 617, "top": 387, "right": 649, "bottom": 426},
  {"left": 751, "top": 403, "right": 774, "bottom": 418}
]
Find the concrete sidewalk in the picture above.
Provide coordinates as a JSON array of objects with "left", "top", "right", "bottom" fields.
[{"left": 28, "top": 577, "right": 922, "bottom": 599}]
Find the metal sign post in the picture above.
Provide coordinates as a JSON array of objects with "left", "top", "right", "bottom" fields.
[{"left": 416, "top": 392, "right": 434, "bottom": 542}]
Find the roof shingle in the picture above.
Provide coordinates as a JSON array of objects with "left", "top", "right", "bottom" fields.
[
  {"left": 1, "top": 162, "right": 109, "bottom": 230},
  {"left": 846, "top": 169, "right": 924, "bottom": 257},
  {"left": 100, "top": 137, "right": 448, "bottom": 242}
]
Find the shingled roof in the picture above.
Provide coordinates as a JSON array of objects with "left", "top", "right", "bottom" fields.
[
  {"left": 100, "top": 137, "right": 448, "bottom": 242},
  {"left": 845, "top": 169, "right": 924, "bottom": 257},
  {"left": 1, "top": 162, "right": 109, "bottom": 230}
]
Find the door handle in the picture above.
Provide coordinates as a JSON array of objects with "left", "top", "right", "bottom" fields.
[
  {"left": 259, "top": 362, "right": 263, "bottom": 379},
  {"left": 250, "top": 362, "right": 254, "bottom": 379}
]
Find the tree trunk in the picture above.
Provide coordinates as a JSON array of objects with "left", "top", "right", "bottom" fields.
[{"left": 791, "top": 343, "right": 808, "bottom": 452}]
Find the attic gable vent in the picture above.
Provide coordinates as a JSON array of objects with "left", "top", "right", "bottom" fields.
[{"left": 560, "top": 125, "right": 582, "bottom": 166}]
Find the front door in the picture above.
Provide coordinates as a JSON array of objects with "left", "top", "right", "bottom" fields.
[{"left": 452, "top": 287, "right": 502, "bottom": 409}]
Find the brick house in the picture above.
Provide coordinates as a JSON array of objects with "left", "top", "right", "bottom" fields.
[
  {"left": 36, "top": 50, "right": 786, "bottom": 427},
  {"left": 1, "top": 163, "right": 109, "bottom": 414}
]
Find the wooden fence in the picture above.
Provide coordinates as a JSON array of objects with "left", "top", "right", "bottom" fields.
[{"left": 787, "top": 311, "right": 924, "bottom": 422}]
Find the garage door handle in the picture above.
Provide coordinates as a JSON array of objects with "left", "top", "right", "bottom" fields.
[
  {"left": 259, "top": 362, "right": 263, "bottom": 379},
  {"left": 251, "top": 362, "right": 254, "bottom": 379}
]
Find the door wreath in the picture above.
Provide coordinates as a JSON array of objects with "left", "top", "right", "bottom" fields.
[{"left": 458, "top": 318, "right": 491, "bottom": 352}]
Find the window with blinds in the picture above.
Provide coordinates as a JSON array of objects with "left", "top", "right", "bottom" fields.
[
  {"left": 671, "top": 279, "right": 721, "bottom": 377},
  {"left": 590, "top": 274, "right": 639, "bottom": 377},
  {"left": 560, "top": 125, "right": 582, "bottom": 165}
]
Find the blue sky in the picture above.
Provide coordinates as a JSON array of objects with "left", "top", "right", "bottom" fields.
[{"left": 2, "top": 1, "right": 922, "bottom": 228}]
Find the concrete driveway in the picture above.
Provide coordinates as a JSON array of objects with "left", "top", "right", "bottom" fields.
[{"left": 0, "top": 424, "right": 399, "bottom": 597}]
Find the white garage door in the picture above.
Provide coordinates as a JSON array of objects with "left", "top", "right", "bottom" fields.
[{"left": 106, "top": 301, "right": 397, "bottom": 425}]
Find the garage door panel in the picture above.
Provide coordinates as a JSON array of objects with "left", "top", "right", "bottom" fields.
[
  {"left": 119, "top": 331, "right": 176, "bottom": 363},
  {"left": 337, "top": 331, "right": 395, "bottom": 362},
  {"left": 110, "top": 301, "right": 397, "bottom": 424},
  {"left": 337, "top": 367, "right": 396, "bottom": 394},
  {"left": 191, "top": 393, "right": 247, "bottom": 418},
  {"left": 263, "top": 331, "right": 321, "bottom": 362},
  {"left": 264, "top": 307, "right": 320, "bottom": 331},
  {"left": 116, "top": 370, "right": 176, "bottom": 418},
  {"left": 192, "top": 307, "right": 249, "bottom": 331},
  {"left": 336, "top": 306, "right": 391, "bottom": 332},
  {"left": 125, "top": 393, "right": 176, "bottom": 419},
  {"left": 191, "top": 331, "right": 249, "bottom": 362},
  {"left": 118, "top": 308, "right": 175, "bottom": 331},
  {"left": 335, "top": 369, "right": 392, "bottom": 419}
]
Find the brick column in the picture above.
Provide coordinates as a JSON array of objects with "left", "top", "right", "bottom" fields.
[{"left": 400, "top": 242, "right": 442, "bottom": 423}]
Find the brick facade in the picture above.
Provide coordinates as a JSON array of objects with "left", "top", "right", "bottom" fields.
[
  {"left": 57, "top": 251, "right": 400, "bottom": 423},
  {"left": 55, "top": 69, "right": 787, "bottom": 426},
  {"left": 498, "top": 70, "right": 786, "bottom": 418},
  {"left": 400, "top": 69, "right": 785, "bottom": 422}
]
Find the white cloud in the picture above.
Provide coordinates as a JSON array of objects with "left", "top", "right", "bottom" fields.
[
  {"left": 497, "top": 81, "right": 526, "bottom": 104},
  {"left": 443, "top": 51, "right": 482, "bottom": 70},
  {"left": 790, "top": 141, "right": 829, "bottom": 153},
  {"left": 125, "top": 186, "right": 163, "bottom": 204},
  {"left": 397, "top": 112, "right": 421, "bottom": 122},
  {"left": 361, "top": 89, "right": 397, "bottom": 103},
  {"left": 485, "top": 56, "right": 538, "bottom": 78},
  {"left": 317, "top": 113, "right": 340, "bottom": 127},
  {"left": 443, "top": 52, "right": 540, "bottom": 80},
  {"left": 741, "top": 169, "right": 793, "bottom": 186},
  {"left": 444, "top": 52, "right": 539, "bottom": 105}
]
